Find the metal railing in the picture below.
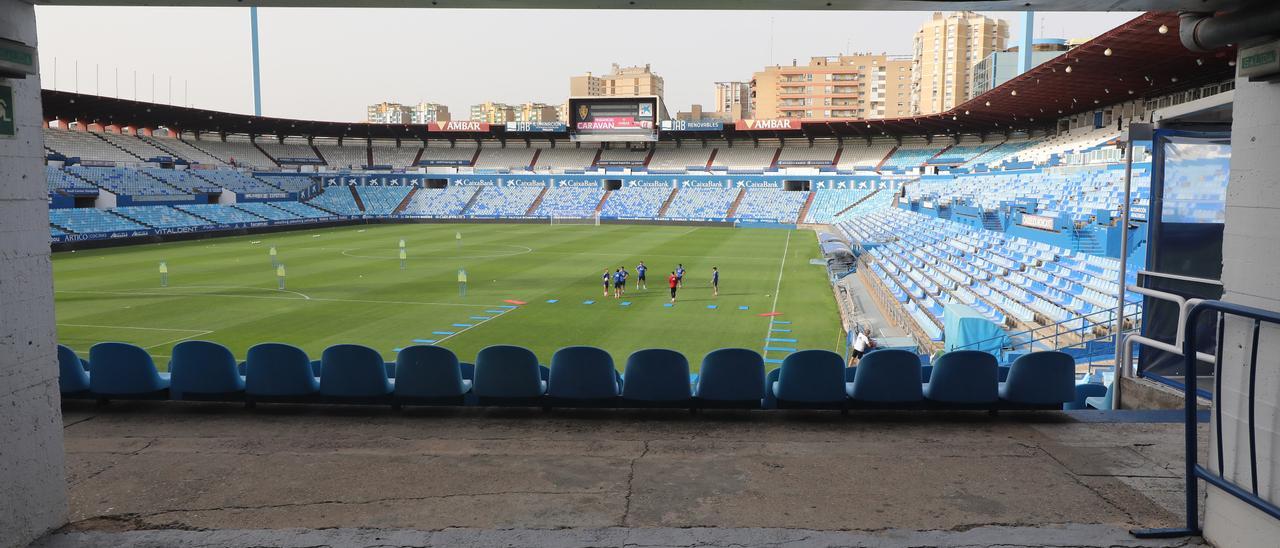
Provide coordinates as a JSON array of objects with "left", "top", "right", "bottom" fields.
[
  {"left": 951, "top": 304, "right": 1136, "bottom": 358},
  {"left": 1133, "top": 300, "right": 1280, "bottom": 538}
]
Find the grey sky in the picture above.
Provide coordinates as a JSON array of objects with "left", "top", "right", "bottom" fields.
[{"left": 34, "top": 7, "right": 1137, "bottom": 122}]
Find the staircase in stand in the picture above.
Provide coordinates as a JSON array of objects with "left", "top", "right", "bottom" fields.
[
  {"left": 595, "top": 190, "right": 612, "bottom": 214},
  {"left": 254, "top": 141, "right": 281, "bottom": 167},
  {"left": 833, "top": 189, "right": 881, "bottom": 218},
  {"left": 311, "top": 144, "right": 328, "bottom": 167},
  {"left": 981, "top": 211, "right": 1004, "bottom": 232},
  {"left": 460, "top": 187, "right": 484, "bottom": 215},
  {"left": 705, "top": 148, "right": 718, "bottom": 170},
  {"left": 830, "top": 146, "right": 844, "bottom": 168},
  {"left": 590, "top": 148, "right": 603, "bottom": 169},
  {"left": 796, "top": 191, "right": 817, "bottom": 224},
  {"left": 657, "top": 188, "right": 679, "bottom": 218},
  {"left": 91, "top": 133, "right": 145, "bottom": 162},
  {"left": 394, "top": 187, "right": 418, "bottom": 215},
  {"left": 349, "top": 185, "right": 366, "bottom": 212},
  {"left": 922, "top": 144, "right": 953, "bottom": 169},
  {"left": 768, "top": 148, "right": 783, "bottom": 170},
  {"left": 874, "top": 146, "right": 898, "bottom": 172},
  {"left": 529, "top": 148, "right": 542, "bottom": 170},
  {"left": 1072, "top": 228, "right": 1104, "bottom": 255},
  {"left": 525, "top": 186, "right": 550, "bottom": 216},
  {"left": 725, "top": 188, "right": 747, "bottom": 218}
]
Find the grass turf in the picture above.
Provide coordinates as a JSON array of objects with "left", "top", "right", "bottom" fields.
[{"left": 52, "top": 223, "right": 841, "bottom": 370}]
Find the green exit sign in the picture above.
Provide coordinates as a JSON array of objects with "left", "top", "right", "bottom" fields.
[
  {"left": 1239, "top": 40, "right": 1280, "bottom": 81},
  {"left": 0, "top": 39, "right": 35, "bottom": 78},
  {"left": 0, "top": 84, "right": 14, "bottom": 138}
]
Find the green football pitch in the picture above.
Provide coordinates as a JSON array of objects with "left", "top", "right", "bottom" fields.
[{"left": 52, "top": 223, "right": 842, "bottom": 370}]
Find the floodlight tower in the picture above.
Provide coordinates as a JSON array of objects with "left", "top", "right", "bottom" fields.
[
  {"left": 250, "top": 6, "right": 262, "bottom": 116},
  {"left": 1017, "top": 11, "right": 1035, "bottom": 76}
]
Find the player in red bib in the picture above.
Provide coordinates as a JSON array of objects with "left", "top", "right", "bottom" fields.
[{"left": 668, "top": 272, "right": 679, "bottom": 303}]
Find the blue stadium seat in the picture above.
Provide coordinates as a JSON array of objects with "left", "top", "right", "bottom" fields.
[
  {"left": 1085, "top": 383, "right": 1115, "bottom": 410},
  {"left": 1067, "top": 382, "right": 1109, "bottom": 410},
  {"left": 244, "top": 343, "right": 319, "bottom": 404},
  {"left": 773, "top": 350, "right": 847, "bottom": 410},
  {"left": 393, "top": 345, "right": 470, "bottom": 407},
  {"left": 848, "top": 349, "right": 924, "bottom": 406},
  {"left": 57, "top": 344, "right": 91, "bottom": 397},
  {"left": 473, "top": 345, "right": 546, "bottom": 406},
  {"left": 547, "top": 346, "right": 619, "bottom": 408},
  {"left": 999, "top": 351, "right": 1076, "bottom": 407},
  {"left": 620, "top": 349, "right": 692, "bottom": 408},
  {"left": 168, "top": 340, "right": 245, "bottom": 401},
  {"left": 88, "top": 342, "right": 170, "bottom": 400},
  {"left": 763, "top": 368, "right": 781, "bottom": 409},
  {"left": 923, "top": 350, "right": 998, "bottom": 406},
  {"left": 695, "top": 348, "right": 765, "bottom": 409},
  {"left": 317, "top": 344, "right": 393, "bottom": 403}
]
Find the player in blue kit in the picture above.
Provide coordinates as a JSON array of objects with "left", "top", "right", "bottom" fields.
[
  {"left": 613, "top": 268, "right": 624, "bottom": 299},
  {"left": 636, "top": 262, "right": 647, "bottom": 290},
  {"left": 602, "top": 269, "right": 611, "bottom": 297},
  {"left": 676, "top": 264, "right": 686, "bottom": 288},
  {"left": 712, "top": 266, "right": 719, "bottom": 296}
]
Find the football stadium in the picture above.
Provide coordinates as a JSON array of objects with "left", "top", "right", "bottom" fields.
[{"left": 4, "top": 1, "right": 1280, "bottom": 547}]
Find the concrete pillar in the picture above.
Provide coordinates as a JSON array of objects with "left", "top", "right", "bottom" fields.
[
  {"left": 1202, "top": 69, "right": 1280, "bottom": 545},
  {"left": 0, "top": 1, "right": 68, "bottom": 546}
]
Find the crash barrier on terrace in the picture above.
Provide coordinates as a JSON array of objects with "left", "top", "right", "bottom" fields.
[{"left": 59, "top": 341, "right": 1102, "bottom": 412}]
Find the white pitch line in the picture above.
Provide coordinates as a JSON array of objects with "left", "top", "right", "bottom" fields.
[
  {"left": 56, "top": 323, "right": 211, "bottom": 333},
  {"left": 55, "top": 289, "right": 492, "bottom": 308},
  {"left": 143, "top": 330, "right": 215, "bottom": 350},
  {"left": 762, "top": 231, "right": 792, "bottom": 355},
  {"left": 430, "top": 307, "right": 518, "bottom": 345}
]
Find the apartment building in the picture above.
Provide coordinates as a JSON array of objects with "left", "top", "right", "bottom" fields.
[
  {"left": 751, "top": 54, "right": 913, "bottom": 120},
  {"left": 910, "top": 11, "right": 1009, "bottom": 115}
]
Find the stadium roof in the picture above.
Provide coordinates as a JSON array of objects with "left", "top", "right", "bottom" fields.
[
  {"left": 40, "top": 13, "right": 1234, "bottom": 141},
  {"left": 30, "top": 1, "right": 1261, "bottom": 12}
]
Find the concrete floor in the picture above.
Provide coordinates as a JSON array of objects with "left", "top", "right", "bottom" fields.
[{"left": 40, "top": 402, "right": 1211, "bottom": 547}]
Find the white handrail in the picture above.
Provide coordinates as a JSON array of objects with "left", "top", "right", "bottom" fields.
[{"left": 1115, "top": 290, "right": 1217, "bottom": 409}]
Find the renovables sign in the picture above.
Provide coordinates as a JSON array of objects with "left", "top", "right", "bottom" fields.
[
  {"left": 660, "top": 120, "right": 723, "bottom": 132},
  {"left": 734, "top": 119, "right": 802, "bottom": 131},
  {"left": 506, "top": 122, "right": 567, "bottom": 133}
]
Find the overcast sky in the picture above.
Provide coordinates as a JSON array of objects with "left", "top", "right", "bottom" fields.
[{"left": 34, "top": 7, "right": 1138, "bottom": 122}]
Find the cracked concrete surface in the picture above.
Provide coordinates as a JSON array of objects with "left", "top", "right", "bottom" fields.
[{"left": 43, "top": 403, "right": 1210, "bottom": 547}]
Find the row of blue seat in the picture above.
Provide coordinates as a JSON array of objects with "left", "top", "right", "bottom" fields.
[{"left": 59, "top": 342, "right": 1083, "bottom": 411}]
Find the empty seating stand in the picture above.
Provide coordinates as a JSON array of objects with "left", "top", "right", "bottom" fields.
[{"left": 59, "top": 341, "right": 1079, "bottom": 413}]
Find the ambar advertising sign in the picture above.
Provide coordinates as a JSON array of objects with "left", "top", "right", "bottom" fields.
[
  {"left": 734, "top": 118, "right": 802, "bottom": 131},
  {"left": 427, "top": 121, "right": 491, "bottom": 132}
]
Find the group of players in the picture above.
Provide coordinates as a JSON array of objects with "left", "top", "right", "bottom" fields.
[{"left": 603, "top": 262, "right": 719, "bottom": 304}]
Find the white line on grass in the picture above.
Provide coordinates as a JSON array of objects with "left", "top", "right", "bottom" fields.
[
  {"left": 55, "top": 289, "right": 492, "bottom": 308},
  {"left": 431, "top": 307, "right": 518, "bottom": 345},
  {"left": 143, "top": 331, "right": 215, "bottom": 350},
  {"left": 761, "top": 231, "right": 792, "bottom": 356},
  {"left": 56, "top": 323, "right": 210, "bottom": 333}
]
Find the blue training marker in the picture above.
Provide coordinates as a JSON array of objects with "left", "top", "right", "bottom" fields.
[
  {"left": 738, "top": 306, "right": 749, "bottom": 310},
  {"left": 432, "top": 331, "right": 455, "bottom": 336},
  {"left": 497, "top": 305, "right": 518, "bottom": 309},
  {"left": 764, "top": 346, "right": 797, "bottom": 353},
  {"left": 707, "top": 304, "right": 718, "bottom": 309},
  {"left": 663, "top": 303, "right": 674, "bottom": 307},
  {"left": 621, "top": 301, "right": 631, "bottom": 306},
  {"left": 583, "top": 300, "right": 595, "bottom": 305},
  {"left": 452, "top": 323, "right": 473, "bottom": 328},
  {"left": 470, "top": 316, "right": 491, "bottom": 321},
  {"left": 766, "top": 337, "right": 798, "bottom": 343},
  {"left": 485, "top": 309, "right": 505, "bottom": 314},
  {"left": 412, "top": 339, "right": 437, "bottom": 344},
  {"left": 393, "top": 348, "right": 403, "bottom": 353},
  {"left": 764, "top": 358, "right": 784, "bottom": 364},
  {"left": 770, "top": 328, "right": 792, "bottom": 333},
  {"left": 546, "top": 299, "right": 559, "bottom": 304},
  {"left": 772, "top": 320, "right": 793, "bottom": 325}
]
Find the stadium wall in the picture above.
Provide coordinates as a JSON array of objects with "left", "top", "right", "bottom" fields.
[
  {"left": 1203, "top": 71, "right": 1280, "bottom": 547},
  {"left": 0, "top": 1, "right": 68, "bottom": 544}
]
